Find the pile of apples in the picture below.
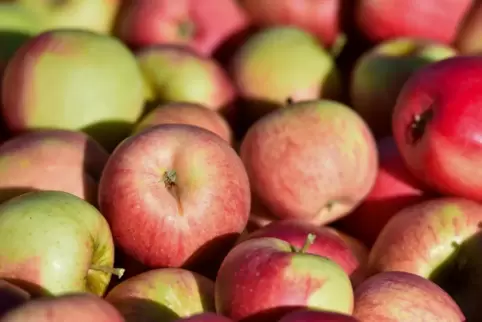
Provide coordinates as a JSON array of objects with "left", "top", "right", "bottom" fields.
[{"left": 1, "top": 0, "right": 482, "bottom": 321}]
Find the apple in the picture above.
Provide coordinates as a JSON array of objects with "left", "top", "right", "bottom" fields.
[
  {"left": 0, "top": 293, "right": 125, "bottom": 322},
  {"left": 392, "top": 55, "right": 482, "bottom": 200},
  {"left": 231, "top": 27, "right": 340, "bottom": 120},
  {"left": 368, "top": 197, "right": 482, "bottom": 320},
  {"left": 336, "top": 136, "right": 435, "bottom": 247},
  {"left": 133, "top": 102, "right": 232, "bottom": 144},
  {"left": 355, "top": 0, "right": 473, "bottom": 44},
  {"left": 99, "top": 124, "right": 250, "bottom": 268},
  {"left": 241, "top": 220, "right": 368, "bottom": 286},
  {"left": 16, "top": 0, "right": 121, "bottom": 34},
  {"left": 455, "top": 2, "right": 482, "bottom": 54},
  {"left": 350, "top": 37, "right": 456, "bottom": 138},
  {"left": 174, "top": 313, "right": 233, "bottom": 322},
  {"left": 0, "top": 190, "right": 122, "bottom": 296},
  {"left": 240, "top": 99, "right": 377, "bottom": 225},
  {"left": 106, "top": 268, "right": 214, "bottom": 322},
  {"left": 353, "top": 271, "right": 464, "bottom": 321},
  {"left": 1, "top": 29, "right": 145, "bottom": 150},
  {"left": 0, "top": 129, "right": 109, "bottom": 205},
  {"left": 114, "top": 0, "right": 250, "bottom": 55},
  {"left": 137, "top": 45, "right": 235, "bottom": 114},
  {"left": 237, "top": 0, "right": 341, "bottom": 48},
  {"left": 215, "top": 236, "right": 354, "bottom": 322},
  {"left": 278, "top": 309, "right": 359, "bottom": 322},
  {"left": 0, "top": 280, "right": 30, "bottom": 317}
]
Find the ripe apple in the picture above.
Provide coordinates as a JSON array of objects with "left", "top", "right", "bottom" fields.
[
  {"left": 114, "top": 0, "right": 250, "bottom": 55},
  {"left": 215, "top": 236, "right": 354, "bottom": 322},
  {"left": 353, "top": 271, "right": 464, "bottom": 321},
  {"left": 137, "top": 45, "right": 235, "bottom": 114},
  {"left": 133, "top": 102, "right": 232, "bottom": 144},
  {"left": 1, "top": 29, "right": 145, "bottom": 150},
  {"left": 240, "top": 99, "right": 377, "bottom": 225},
  {"left": 337, "top": 136, "right": 435, "bottom": 247},
  {"left": 231, "top": 27, "right": 340, "bottom": 120},
  {"left": 174, "top": 313, "right": 233, "bottom": 322},
  {"left": 237, "top": 0, "right": 341, "bottom": 48},
  {"left": 99, "top": 124, "right": 251, "bottom": 268},
  {"left": 455, "top": 2, "right": 482, "bottom": 54},
  {"left": 0, "top": 280, "right": 30, "bottom": 317},
  {"left": 0, "top": 293, "right": 125, "bottom": 322},
  {"left": 355, "top": 0, "right": 473, "bottom": 44},
  {"left": 368, "top": 197, "right": 482, "bottom": 320},
  {"left": 16, "top": 0, "right": 121, "bottom": 34},
  {"left": 106, "top": 268, "right": 214, "bottom": 322},
  {"left": 278, "top": 309, "right": 359, "bottom": 322},
  {"left": 0, "top": 129, "right": 109, "bottom": 205},
  {"left": 350, "top": 37, "right": 456, "bottom": 138},
  {"left": 242, "top": 220, "right": 368, "bottom": 286},
  {"left": 0, "top": 190, "right": 122, "bottom": 296},
  {"left": 392, "top": 55, "right": 482, "bottom": 200}
]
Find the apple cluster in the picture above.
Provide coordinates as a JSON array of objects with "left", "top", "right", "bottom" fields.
[{"left": 0, "top": 1, "right": 480, "bottom": 322}]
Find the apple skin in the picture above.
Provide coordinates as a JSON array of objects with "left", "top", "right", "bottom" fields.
[
  {"left": 99, "top": 124, "right": 250, "bottom": 268},
  {"left": 114, "top": 0, "right": 250, "bottom": 55},
  {"left": 133, "top": 102, "right": 232, "bottom": 144},
  {"left": 0, "top": 129, "right": 109, "bottom": 205},
  {"left": 392, "top": 55, "right": 482, "bottom": 200},
  {"left": 241, "top": 220, "right": 368, "bottom": 287},
  {"left": 240, "top": 99, "right": 378, "bottom": 225},
  {"left": 106, "top": 268, "right": 214, "bottom": 322},
  {"left": 353, "top": 271, "right": 464, "bottom": 321},
  {"left": 355, "top": 0, "right": 473, "bottom": 44},
  {"left": 215, "top": 237, "right": 354, "bottom": 322},
  {"left": 16, "top": 0, "right": 121, "bottom": 34},
  {"left": 455, "top": 2, "right": 482, "bottom": 54},
  {"left": 237, "top": 0, "right": 341, "bottom": 48},
  {"left": 278, "top": 310, "right": 359, "bottom": 322},
  {"left": 173, "top": 313, "right": 233, "bottom": 322},
  {"left": 1, "top": 29, "right": 145, "bottom": 150},
  {"left": 337, "top": 136, "right": 435, "bottom": 247},
  {"left": 0, "top": 280, "right": 30, "bottom": 317},
  {"left": 231, "top": 27, "right": 340, "bottom": 120},
  {"left": 137, "top": 45, "right": 235, "bottom": 114},
  {"left": 0, "top": 293, "right": 125, "bottom": 322},
  {"left": 350, "top": 37, "right": 456, "bottom": 138},
  {"left": 0, "top": 190, "right": 116, "bottom": 297}
]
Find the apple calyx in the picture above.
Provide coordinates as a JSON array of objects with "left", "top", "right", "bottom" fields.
[
  {"left": 89, "top": 264, "right": 125, "bottom": 279},
  {"left": 163, "top": 170, "right": 184, "bottom": 216},
  {"left": 291, "top": 233, "right": 317, "bottom": 253},
  {"left": 406, "top": 107, "right": 434, "bottom": 145}
]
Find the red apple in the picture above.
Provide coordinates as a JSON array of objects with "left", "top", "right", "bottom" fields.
[
  {"left": 392, "top": 55, "right": 482, "bottom": 200},
  {"left": 106, "top": 268, "right": 214, "bottom": 322},
  {"left": 115, "top": 0, "right": 250, "bottom": 55},
  {"left": 174, "top": 313, "right": 233, "bottom": 322},
  {"left": 355, "top": 0, "right": 473, "bottom": 44},
  {"left": 353, "top": 271, "right": 464, "bottom": 321},
  {"left": 240, "top": 99, "right": 377, "bottom": 225},
  {"left": 0, "top": 129, "right": 109, "bottom": 205},
  {"left": 0, "top": 293, "right": 125, "bottom": 322},
  {"left": 337, "top": 136, "right": 435, "bottom": 247},
  {"left": 99, "top": 124, "right": 251, "bottom": 268},
  {"left": 455, "top": 1, "right": 482, "bottom": 54},
  {"left": 133, "top": 102, "right": 232, "bottom": 144},
  {"left": 242, "top": 220, "right": 368, "bottom": 286},
  {"left": 237, "top": 0, "right": 341, "bottom": 48},
  {"left": 0, "top": 280, "right": 30, "bottom": 317},
  {"left": 215, "top": 236, "right": 354, "bottom": 322},
  {"left": 279, "top": 309, "right": 359, "bottom": 322}
]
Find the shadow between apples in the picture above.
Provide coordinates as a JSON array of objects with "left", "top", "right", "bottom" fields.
[
  {"left": 3, "top": 277, "right": 50, "bottom": 299},
  {"left": 81, "top": 120, "right": 133, "bottom": 153},
  {"left": 239, "top": 305, "right": 305, "bottom": 322},
  {"left": 110, "top": 297, "right": 180, "bottom": 322}
]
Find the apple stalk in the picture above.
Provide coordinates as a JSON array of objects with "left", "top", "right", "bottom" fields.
[
  {"left": 89, "top": 264, "right": 125, "bottom": 279},
  {"left": 292, "top": 233, "right": 317, "bottom": 253}
]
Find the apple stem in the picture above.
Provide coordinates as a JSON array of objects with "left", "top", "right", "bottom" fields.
[
  {"left": 286, "top": 97, "right": 294, "bottom": 105},
  {"left": 163, "top": 170, "right": 184, "bottom": 216},
  {"left": 90, "top": 265, "right": 125, "bottom": 279},
  {"left": 297, "top": 233, "right": 317, "bottom": 253}
]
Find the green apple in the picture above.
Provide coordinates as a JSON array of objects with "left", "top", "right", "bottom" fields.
[
  {"left": 350, "top": 37, "right": 456, "bottom": 138},
  {"left": 0, "top": 190, "right": 123, "bottom": 297},
  {"left": 106, "top": 268, "right": 215, "bottom": 322},
  {"left": 1, "top": 29, "right": 145, "bottom": 150}
]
